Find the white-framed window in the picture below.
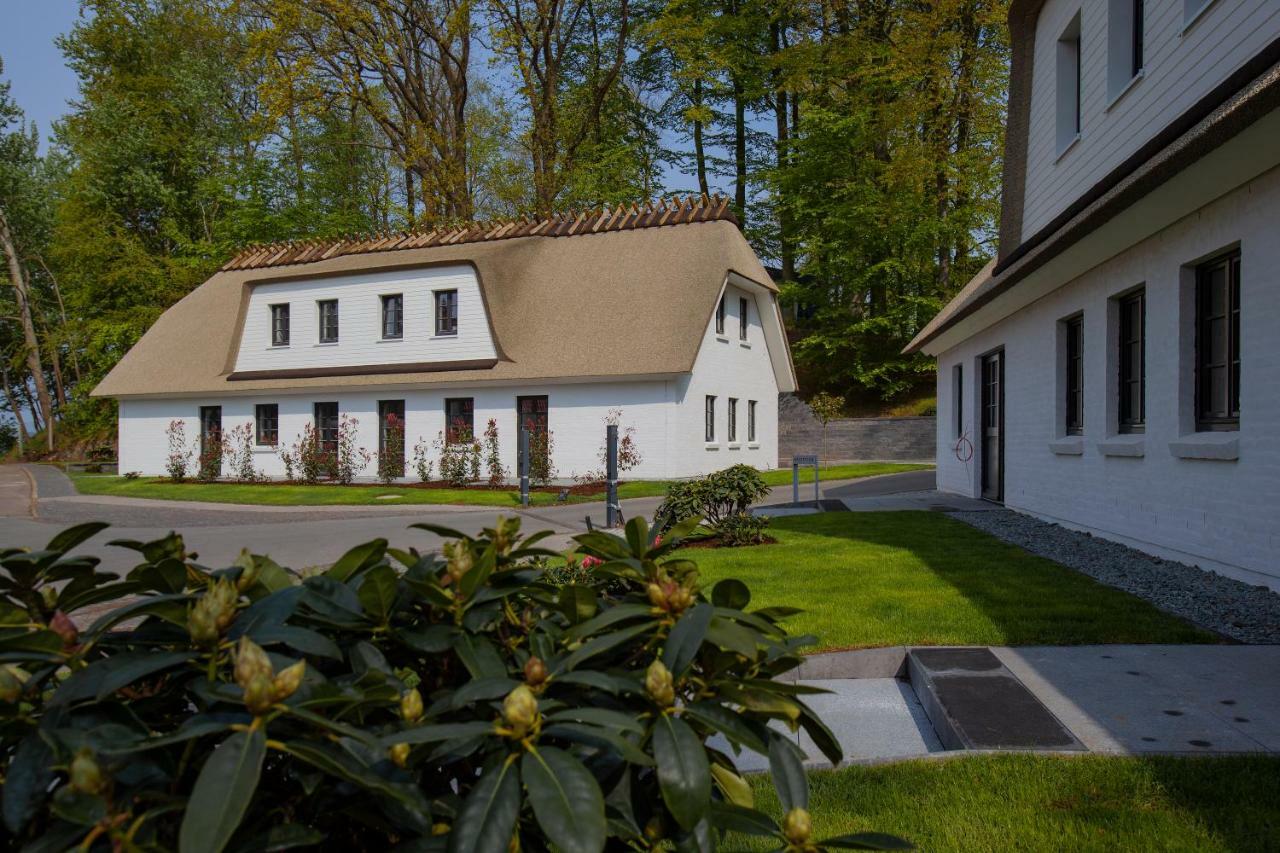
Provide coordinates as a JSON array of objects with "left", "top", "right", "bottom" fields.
[
  {"left": 1056, "top": 12, "right": 1083, "bottom": 154},
  {"left": 270, "top": 304, "right": 290, "bottom": 347},
  {"left": 318, "top": 299, "right": 339, "bottom": 343}
]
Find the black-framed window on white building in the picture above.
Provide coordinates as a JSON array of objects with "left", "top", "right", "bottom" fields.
[
  {"left": 704, "top": 395, "right": 716, "bottom": 442},
  {"left": 747, "top": 400, "right": 757, "bottom": 443},
  {"left": 314, "top": 402, "right": 338, "bottom": 452},
  {"left": 953, "top": 364, "right": 964, "bottom": 438},
  {"left": 728, "top": 398, "right": 738, "bottom": 443},
  {"left": 445, "top": 397, "right": 474, "bottom": 443},
  {"left": 318, "top": 299, "right": 339, "bottom": 343},
  {"left": 1195, "top": 250, "right": 1241, "bottom": 431},
  {"left": 715, "top": 296, "right": 726, "bottom": 336},
  {"left": 379, "top": 399, "right": 406, "bottom": 478},
  {"left": 435, "top": 290, "right": 458, "bottom": 336},
  {"left": 270, "top": 304, "right": 290, "bottom": 347},
  {"left": 1056, "top": 13, "right": 1082, "bottom": 153},
  {"left": 255, "top": 403, "right": 279, "bottom": 446},
  {"left": 1118, "top": 290, "right": 1145, "bottom": 433},
  {"left": 1064, "top": 314, "right": 1084, "bottom": 436},
  {"left": 382, "top": 294, "right": 403, "bottom": 339},
  {"left": 738, "top": 297, "right": 749, "bottom": 340}
]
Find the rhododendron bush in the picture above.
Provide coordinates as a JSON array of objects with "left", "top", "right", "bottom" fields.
[{"left": 0, "top": 518, "right": 907, "bottom": 852}]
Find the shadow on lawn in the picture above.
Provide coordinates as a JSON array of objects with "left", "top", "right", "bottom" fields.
[{"left": 781, "top": 510, "right": 1214, "bottom": 646}]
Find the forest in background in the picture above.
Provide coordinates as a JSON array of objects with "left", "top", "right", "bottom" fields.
[{"left": 0, "top": 0, "right": 1009, "bottom": 455}]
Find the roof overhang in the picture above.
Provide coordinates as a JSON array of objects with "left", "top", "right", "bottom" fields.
[{"left": 907, "top": 48, "right": 1280, "bottom": 356}]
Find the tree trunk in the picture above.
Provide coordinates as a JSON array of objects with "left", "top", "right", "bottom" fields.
[
  {"left": 35, "top": 254, "right": 82, "bottom": 384},
  {"left": 693, "top": 78, "right": 709, "bottom": 196},
  {"left": 0, "top": 206, "right": 54, "bottom": 451},
  {"left": 405, "top": 167, "right": 416, "bottom": 228},
  {"left": 771, "top": 21, "right": 795, "bottom": 282},
  {"left": 2, "top": 366, "right": 29, "bottom": 454},
  {"left": 733, "top": 75, "right": 747, "bottom": 222}
]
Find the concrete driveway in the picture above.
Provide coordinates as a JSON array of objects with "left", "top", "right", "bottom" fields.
[{"left": 0, "top": 464, "right": 934, "bottom": 573}]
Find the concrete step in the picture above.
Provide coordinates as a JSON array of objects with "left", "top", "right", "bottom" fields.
[{"left": 907, "top": 647, "right": 1084, "bottom": 751}]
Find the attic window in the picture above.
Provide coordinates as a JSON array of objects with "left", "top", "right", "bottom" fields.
[
  {"left": 1107, "top": 0, "right": 1144, "bottom": 103},
  {"left": 1056, "top": 12, "right": 1083, "bottom": 155},
  {"left": 739, "top": 297, "right": 749, "bottom": 340},
  {"left": 715, "top": 296, "right": 726, "bottom": 336},
  {"left": 270, "top": 304, "right": 290, "bottom": 347},
  {"left": 382, "top": 294, "right": 403, "bottom": 340},
  {"left": 435, "top": 290, "right": 458, "bottom": 336},
  {"left": 318, "top": 299, "right": 339, "bottom": 343}
]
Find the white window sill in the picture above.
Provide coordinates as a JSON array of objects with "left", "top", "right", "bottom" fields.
[
  {"left": 1097, "top": 435, "right": 1145, "bottom": 457},
  {"left": 727, "top": 443, "right": 741, "bottom": 450},
  {"left": 266, "top": 344, "right": 290, "bottom": 350},
  {"left": 715, "top": 335, "right": 730, "bottom": 343},
  {"left": 1105, "top": 70, "right": 1144, "bottom": 112},
  {"left": 1048, "top": 436, "right": 1084, "bottom": 456},
  {"left": 705, "top": 443, "right": 720, "bottom": 450},
  {"left": 377, "top": 337, "right": 403, "bottom": 344},
  {"left": 1055, "top": 134, "right": 1081, "bottom": 164},
  {"left": 738, "top": 340, "right": 751, "bottom": 348},
  {"left": 433, "top": 332, "right": 458, "bottom": 339},
  {"left": 314, "top": 342, "right": 339, "bottom": 347},
  {"left": 1169, "top": 432, "right": 1238, "bottom": 461},
  {"left": 252, "top": 446, "right": 278, "bottom": 454},
  {"left": 747, "top": 443, "right": 760, "bottom": 449}
]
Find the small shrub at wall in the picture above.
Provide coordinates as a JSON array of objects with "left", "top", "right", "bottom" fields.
[
  {"left": 377, "top": 414, "right": 406, "bottom": 485},
  {"left": 411, "top": 436, "right": 434, "bottom": 483},
  {"left": 0, "top": 519, "right": 908, "bottom": 852},
  {"left": 436, "top": 429, "right": 480, "bottom": 487},
  {"left": 484, "top": 418, "right": 506, "bottom": 488},
  {"left": 222, "top": 423, "right": 264, "bottom": 483},
  {"left": 529, "top": 429, "right": 556, "bottom": 486},
  {"left": 332, "top": 415, "right": 372, "bottom": 485},
  {"left": 195, "top": 431, "right": 223, "bottom": 483}
]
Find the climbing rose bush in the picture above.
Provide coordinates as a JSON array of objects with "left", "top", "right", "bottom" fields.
[{"left": 0, "top": 519, "right": 909, "bottom": 853}]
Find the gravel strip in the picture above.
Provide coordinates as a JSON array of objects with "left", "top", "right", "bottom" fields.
[{"left": 950, "top": 509, "right": 1280, "bottom": 644}]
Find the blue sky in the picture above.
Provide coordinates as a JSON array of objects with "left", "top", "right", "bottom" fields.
[{"left": 0, "top": 0, "right": 83, "bottom": 150}]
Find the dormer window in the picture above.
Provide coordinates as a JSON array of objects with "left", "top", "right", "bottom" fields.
[
  {"left": 1056, "top": 12, "right": 1082, "bottom": 155},
  {"left": 435, "top": 290, "right": 458, "bottom": 336},
  {"left": 1107, "top": 0, "right": 1143, "bottom": 103},
  {"left": 318, "top": 299, "right": 339, "bottom": 343},
  {"left": 270, "top": 304, "right": 290, "bottom": 347},
  {"left": 715, "top": 296, "right": 726, "bottom": 336},
  {"left": 739, "top": 297, "right": 749, "bottom": 340},
  {"left": 382, "top": 294, "right": 403, "bottom": 340}
]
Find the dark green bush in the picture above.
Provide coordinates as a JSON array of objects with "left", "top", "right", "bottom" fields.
[
  {"left": 0, "top": 519, "right": 906, "bottom": 853},
  {"left": 656, "top": 464, "right": 772, "bottom": 540},
  {"left": 715, "top": 515, "right": 772, "bottom": 547}
]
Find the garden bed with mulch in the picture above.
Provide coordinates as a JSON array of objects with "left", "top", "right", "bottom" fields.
[{"left": 160, "top": 478, "right": 615, "bottom": 495}]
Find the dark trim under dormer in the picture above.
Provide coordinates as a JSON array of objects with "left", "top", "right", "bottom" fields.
[{"left": 226, "top": 358, "right": 498, "bottom": 381}]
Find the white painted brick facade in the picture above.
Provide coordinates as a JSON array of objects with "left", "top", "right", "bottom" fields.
[
  {"left": 935, "top": 165, "right": 1280, "bottom": 589},
  {"left": 118, "top": 282, "right": 781, "bottom": 480}
]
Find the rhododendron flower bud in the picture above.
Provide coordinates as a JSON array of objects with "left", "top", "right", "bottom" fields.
[
  {"left": 41, "top": 586, "right": 58, "bottom": 610},
  {"left": 400, "top": 687, "right": 424, "bottom": 722},
  {"left": 783, "top": 808, "right": 812, "bottom": 846},
  {"left": 502, "top": 684, "right": 539, "bottom": 738},
  {"left": 49, "top": 611, "right": 79, "bottom": 648},
  {"left": 0, "top": 665, "right": 27, "bottom": 703},
  {"left": 645, "top": 659, "right": 675, "bottom": 707},
  {"left": 70, "top": 749, "right": 107, "bottom": 795},
  {"left": 234, "top": 637, "right": 273, "bottom": 688},
  {"left": 523, "top": 656, "right": 548, "bottom": 686},
  {"left": 389, "top": 742, "right": 411, "bottom": 768},
  {"left": 272, "top": 660, "right": 306, "bottom": 702}
]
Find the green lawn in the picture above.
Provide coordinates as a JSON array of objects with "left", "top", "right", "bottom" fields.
[
  {"left": 66, "top": 462, "right": 927, "bottom": 507},
  {"left": 744, "top": 754, "right": 1280, "bottom": 852},
  {"left": 688, "top": 512, "right": 1213, "bottom": 648}
]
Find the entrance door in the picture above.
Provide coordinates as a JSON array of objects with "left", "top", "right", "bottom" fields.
[{"left": 980, "top": 351, "right": 1004, "bottom": 502}]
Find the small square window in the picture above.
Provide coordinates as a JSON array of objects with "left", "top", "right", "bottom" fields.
[
  {"left": 382, "top": 294, "right": 403, "bottom": 339},
  {"left": 435, "top": 290, "right": 458, "bottom": 336},
  {"left": 270, "top": 304, "right": 290, "bottom": 347},
  {"left": 318, "top": 300, "right": 339, "bottom": 343},
  {"left": 255, "top": 404, "right": 279, "bottom": 446}
]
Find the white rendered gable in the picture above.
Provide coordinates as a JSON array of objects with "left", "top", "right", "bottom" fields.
[{"left": 232, "top": 265, "right": 497, "bottom": 373}]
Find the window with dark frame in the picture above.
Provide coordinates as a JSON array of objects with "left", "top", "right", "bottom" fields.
[
  {"left": 747, "top": 400, "right": 757, "bottom": 443},
  {"left": 953, "top": 364, "right": 964, "bottom": 438},
  {"left": 739, "top": 297, "right": 749, "bottom": 340},
  {"left": 255, "top": 404, "right": 279, "bottom": 446},
  {"left": 705, "top": 395, "right": 716, "bottom": 442},
  {"left": 318, "top": 300, "right": 339, "bottom": 343},
  {"left": 728, "top": 398, "right": 738, "bottom": 443},
  {"left": 1064, "top": 315, "right": 1084, "bottom": 435},
  {"left": 435, "top": 290, "right": 458, "bottom": 336},
  {"left": 445, "top": 397, "right": 474, "bottom": 443},
  {"left": 381, "top": 294, "right": 403, "bottom": 339},
  {"left": 378, "top": 400, "right": 406, "bottom": 478},
  {"left": 1131, "top": 0, "right": 1144, "bottom": 77},
  {"left": 1118, "top": 290, "right": 1145, "bottom": 433},
  {"left": 715, "top": 296, "right": 726, "bottom": 336},
  {"left": 314, "top": 402, "right": 338, "bottom": 453},
  {"left": 270, "top": 304, "right": 290, "bottom": 347},
  {"left": 200, "top": 406, "right": 222, "bottom": 460},
  {"left": 1195, "top": 251, "right": 1241, "bottom": 431}
]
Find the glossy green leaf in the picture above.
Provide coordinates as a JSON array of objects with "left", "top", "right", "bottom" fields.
[
  {"left": 47, "top": 522, "right": 111, "bottom": 555},
  {"left": 710, "top": 763, "right": 753, "bottom": 807},
  {"left": 663, "top": 603, "right": 712, "bottom": 676},
  {"left": 797, "top": 700, "right": 844, "bottom": 767},
  {"left": 708, "top": 802, "right": 779, "bottom": 836},
  {"left": 541, "top": 723, "right": 654, "bottom": 766},
  {"left": 381, "top": 721, "right": 496, "bottom": 746},
  {"left": 682, "top": 702, "right": 769, "bottom": 754},
  {"left": 711, "top": 578, "right": 750, "bottom": 610},
  {"left": 448, "top": 755, "right": 521, "bottom": 853},
  {"left": 557, "top": 622, "right": 652, "bottom": 673},
  {"left": 325, "top": 539, "right": 388, "bottom": 582},
  {"left": 2, "top": 734, "right": 54, "bottom": 834},
  {"left": 557, "top": 584, "right": 597, "bottom": 625},
  {"left": 179, "top": 730, "right": 266, "bottom": 853},
  {"left": 52, "top": 650, "right": 195, "bottom": 706},
  {"left": 653, "top": 715, "right": 711, "bottom": 830},
  {"left": 767, "top": 734, "right": 807, "bottom": 811},
  {"left": 624, "top": 516, "right": 649, "bottom": 557},
  {"left": 521, "top": 746, "right": 606, "bottom": 853},
  {"left": 357, "top": 564, "right": 399, "bottom": 622}
]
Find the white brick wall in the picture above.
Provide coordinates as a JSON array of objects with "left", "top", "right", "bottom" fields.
[
  {"left": 935, "top": 164, "right": 1280, "bottom": 589},
  {"left": 233, "top": 265, "right": 496, "bottom": 372},
  {"left": 1022, "top": 0, "right": 1280, "bottom": 237}
]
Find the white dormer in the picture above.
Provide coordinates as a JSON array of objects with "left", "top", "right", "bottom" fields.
[{"left": 231, "top": 265, "right": 497, "bottom": 374}]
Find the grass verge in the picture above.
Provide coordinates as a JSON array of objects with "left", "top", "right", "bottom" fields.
[
  {"left": 744, "top": 754, "right": 1280, "bottom": 852},
  {"left": 687, "top": 512, "right": 1214, "bottom": 648},
  {"left": 66, "top": 463, "right": 929, "bottom": 507}
]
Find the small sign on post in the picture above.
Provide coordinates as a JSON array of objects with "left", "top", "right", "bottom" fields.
[
  {"left": 792, "top": 454, "right": 819, "bottom": 505},
  {"left": 519, "top": 428, "right": 531, "bottom": 507}
]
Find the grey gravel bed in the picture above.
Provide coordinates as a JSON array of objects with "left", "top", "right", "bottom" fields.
[{"left": 950, "top": 509, "right": 1280, "bottom": 644}]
